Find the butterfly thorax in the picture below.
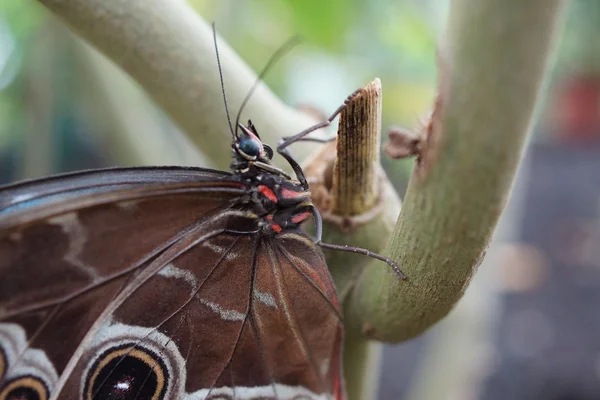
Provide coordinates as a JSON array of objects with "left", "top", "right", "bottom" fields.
[
  {"left": 235, "top": 172, "right": 312, "bottom": 235},
  {"left": 226, "top": 121, "right": 315, "bottom": 236}
]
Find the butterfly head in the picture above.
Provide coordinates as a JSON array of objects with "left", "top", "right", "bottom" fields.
[{"left": 232, "top": 120, "right": 274, "bottom": 166}]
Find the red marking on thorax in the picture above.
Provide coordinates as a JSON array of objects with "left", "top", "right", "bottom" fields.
[
  {"left": 280, "top": 187, "right": 307, "bottom": 200},
  {"left": 291, "top": 212, "right": 311, "bottom": 224},
  {"left": 270, "top": 223, "right": 283, "bottom": 233},
  {"left": 258, "top": 185, "right": 278, "bottom": 203}
]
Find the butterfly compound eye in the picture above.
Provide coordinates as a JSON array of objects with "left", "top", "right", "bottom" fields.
[
  {"left": 238, "top": 136, "right": 263, "bottom": 159},
  {"left": 84, "top": 344, "right": 168, "bottom": 400},
  {"left": 0, "top": 376, "right": 49, "bottom": 400}
]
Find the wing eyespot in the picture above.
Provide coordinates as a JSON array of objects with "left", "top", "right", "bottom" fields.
[
  {"left": 0, "top": 347, "right": 6, "bottom": 382},
  {"left": 84, "top": 344, "right": 168, "bottom": 400},
  {"left": 0, "top": 324, "right": 58, "bottom": 400},
  {"left": 0, "top": 375, "right": 49, "bottom": 400}
]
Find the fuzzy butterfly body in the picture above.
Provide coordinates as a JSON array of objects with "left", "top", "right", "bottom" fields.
[{"left": 0, "top": 130, "right": 344, "bottom": 400}]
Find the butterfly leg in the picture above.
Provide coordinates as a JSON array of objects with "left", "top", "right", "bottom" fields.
[
  {"left": 305, "top": 197, "right": 406, "bottom": 279},
  {"left": 276, "top": 88, "right": 407, "bottom": 279},
  {"left": 276, "top": 88, "right": 362, "bottom": 188},
  {"left": 309, "top": 205, "right": 324, "bottom": 243},
  {"left": 277, "top": 88, "right": 362, "bottom": 151},
  {"left": 277, "top": 145, "right": 309, "bottom": 189},
  {"left": 319, "top": 242, "right": 407, "bottom": 279},
  {"left": 308, "top": 208, "right": 407, "bottom": 279}
]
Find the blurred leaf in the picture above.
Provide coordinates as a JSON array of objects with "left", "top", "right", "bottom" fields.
[
  {"left": 556, "top": 0, "right": 600, "bottom": 75},
  {"left": 383, "top": 81, "right": 435, "bottom": 126},
  {"left": 0, "top": 1, "right": 46, "bottom": 39},
  {"left": 281, "top": 0, "right": 362, "bottom": 51}
]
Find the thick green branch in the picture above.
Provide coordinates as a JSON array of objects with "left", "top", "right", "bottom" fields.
[
  {"left": 73, "top": 33, "right": 210, "bottom": 167},
  {"left": 349, "top": 0, "right": 568, "bottom": 342},
  {"left": 36, "top": 0, "right": 317, "bottom": 169}
]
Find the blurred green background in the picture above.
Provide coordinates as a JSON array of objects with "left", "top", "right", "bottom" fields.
[
  {"left": 0, "top": 0, "right": 446, "bottom": 183},
  {"left": 2, "top": 1, "right": 600, "bottom": 399},
  {"left": 0, "top": 1, "right": 597, "bottom": 181}
]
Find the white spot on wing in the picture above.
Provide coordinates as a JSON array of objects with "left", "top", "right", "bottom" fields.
[
  {"left": 158, "top": 263, "right": 199, "bottom": 293},
  {"left": 116, "top": 199, "right": 140, "bottom": 211},
  {"left": 10, "top": 193, "right": 34, "bottom": 203},
  {"left": 8, "top": 231, "right": 21, "bottom": 241},
  {"left": 254, "top": 289, "right": 277, "bottom": 308},
  {"left": 201, "top": 241, "right": 226, "bottom": 253},
  {"left": 196, "top": 297, "right": 245, "bottom": 321},
  {"left": 48, "top": 213, "right": 97, "bottom": 280},
  {"left": 320, "top": 358, "right": 331, "bottom": 381},
  {"left": 201, "top": 240, "right": 239, "bottom": 260},
  {"left": 0, "top": 323, "right": 59, "bottom": 391},
  {"left": 184, "top": 384, "right": 331, "bottom": 399}
]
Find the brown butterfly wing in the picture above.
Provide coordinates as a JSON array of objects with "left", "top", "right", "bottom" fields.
[
  {"left": 0, "top": 167, "right": 245, "bottom": 399},
  {"left": 195, "top": 233, "right": 344, "bottom": 399},
  {"left": 245, "top": 233, "right": 344, "bottom": 399},
  {"left": 55, "top": 230, "right": 343, "bottom": 399},
  {"left": 56, "top": 232, "right": 256, "bottom": 399},
  {"left": 0, "top": 167, "right": 243, "bottom": 316},
  {"left": 0, "top": 167, "right": 344, "bottom": 400}
]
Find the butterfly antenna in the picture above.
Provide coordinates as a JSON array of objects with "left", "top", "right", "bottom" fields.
[
  {"left": 234, "top": 35, "right": 302, "bottom": 136},
  {"left": 212, "top": 22, "right": 235, "bottom": 138}
]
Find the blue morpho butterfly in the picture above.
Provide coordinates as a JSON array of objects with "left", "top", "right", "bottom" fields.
[{"left": 0, "top": 24, "right": 404, "bottom": 400}]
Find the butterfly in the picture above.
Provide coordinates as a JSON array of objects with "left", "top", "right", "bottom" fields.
[{"left": 0, "top": 25, "right": 404, "bottom": 400}]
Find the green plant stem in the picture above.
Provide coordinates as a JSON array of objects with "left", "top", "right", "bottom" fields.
[
  {"left": 73, "top": 32, "right": 209, "bottom": 167},
  {"left": 36, "top": 0, "right": 318, "bottom": 169},
  {"left": 349, "top": 0, "right": 568, "bottom": 342},
  {"left": 343, "top": 330, "right": 383, "bottom": 400}
]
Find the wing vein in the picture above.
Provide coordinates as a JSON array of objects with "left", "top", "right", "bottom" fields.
[
  {"left": 205, "top": 236, "right": 260, "bottom": 399},
  {"left": 249, "top": 239, "right": 279, "bottom": 399},
  {"left": 276, "top": 240, "right": 343, "bottom": 321},
  {"left": 90, "top": 235, "right": 243, "bottom": 399},
  {"left": 267, "top": 240, "right": 330, "bottom": 396}
]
